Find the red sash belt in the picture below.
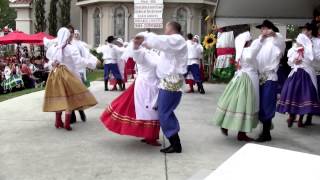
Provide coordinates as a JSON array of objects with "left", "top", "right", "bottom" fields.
[{"left": 217, "top": 48, "right": 236, "bottom": 56}]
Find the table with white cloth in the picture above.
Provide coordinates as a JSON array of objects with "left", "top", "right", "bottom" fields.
[{"left": 204, "top": 143, "right": 320, "bottom": 180}]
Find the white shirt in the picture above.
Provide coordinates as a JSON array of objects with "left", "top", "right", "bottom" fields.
[
  {"left": 4, "top": 66, "right": 11, "bottom": 80},
  {"left": 187, "top": 41, "right": 203, "bottom": 65},
  {"left": 46, "top": 44, "right": 96, "bottom": 79},
  {"left": 142, "top": 33, "right": 188, "bottom": 79},
  {"left": 312, "top": 37, "right": 320, "bottom": 72},
  {"left": 254, "top": 33, "right": 285, "bottom": 81},
  {"left": 28, "top": 64, "right": 38, "bottom": 74},
  {"left": 71, "top": 39, "right": 97, "bottom": 76},
  {"left": 96, "top": 43, "right": 121, "bottom": 64}
]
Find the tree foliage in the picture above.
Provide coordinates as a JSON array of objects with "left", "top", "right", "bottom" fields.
[
  {"left": 59, "top": 0, "right": 72, "bottom": 27},
  {"left": 34, "top": 0, "right": 47, "bottom": 32},
  {"left": 48, "top": 0, "right": 58, "bottom": 36},
  {"left": 0, "top": 0, "right": 17, "bottom": 29}
]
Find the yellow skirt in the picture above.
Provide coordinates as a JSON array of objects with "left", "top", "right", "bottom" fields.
[{"left": 43, "top": 65, "right": 98, "bottom": 112}]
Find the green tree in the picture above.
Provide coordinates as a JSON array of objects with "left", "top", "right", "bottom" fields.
[
  {"left": 59, "top": 0, "right": 71, "bottom": 27},
  {"left": 34, "top": 0, "right": 47, "bottom": 32},
  {"left": 0, "top": 0, "right": 17, "bottom": 29},
  {"left": 48, "top": 0, "right": 58, "bottom": 36},
  {"left": 287, "top": 25, "right": 300, "bottom": 40}
]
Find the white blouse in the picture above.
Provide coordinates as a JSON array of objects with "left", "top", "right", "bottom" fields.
[{"left": 46, "top": 44, "right": 96, "bottom": 79}]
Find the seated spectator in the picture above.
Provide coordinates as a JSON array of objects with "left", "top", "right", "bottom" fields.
[
  {"left": 1, "top": 64, "right": 24, "bottom": 93},
  {"left": 20, "top": 62, "right": 35, "bottom": 89},
  {"left": 26, "top": 59, "right": 38, "bottom": 74}
]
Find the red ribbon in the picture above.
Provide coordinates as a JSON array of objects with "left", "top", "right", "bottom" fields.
[
  {"left": 297, "top": 48, "right": 304, "bottom": 59},
  {"left": 217, "top": 48, "right": 236, "bottom": 56}
]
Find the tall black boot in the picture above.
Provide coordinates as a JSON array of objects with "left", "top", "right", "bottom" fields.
[
  {"left": 70, "top": 111, "right": 77, "bottom": 124},
  {"left": 197, "top": 82, "right": 205, "bottom": 94},
  {"left": 287, "top": 114, "right": 296, "bottom": 128},
  {"left": 117, "top": 80, "right": 125, "bottom": 91},
  {"left": 304, "top": 114, "right": 313, "bottom": 126},
  {"left": 104, "top": 80, "right": 109, "bottom": 91},
  {"left": 256, "top": 121, "right": 272, "bottom": 142},
  {"left": 160, "top": 134, "right": 182, "bottom": 153},
  {"left": 79, "top": 110, "right": 87, "bottom": 122}
]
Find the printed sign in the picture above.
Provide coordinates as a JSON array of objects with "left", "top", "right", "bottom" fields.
[{"left": 134, "top": 0, "right": 163, "bottom": 29}]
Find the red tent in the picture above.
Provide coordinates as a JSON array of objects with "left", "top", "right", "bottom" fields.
[
  {"left": 0, "top": 31, "right": 40, "bottom": 45},
  {"left": 29, "top": 32, "right": 55, "bottom": 45}
]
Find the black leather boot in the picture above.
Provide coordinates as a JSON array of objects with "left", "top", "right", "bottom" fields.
[
  {"left": 70, "top": 111, "right": 77, "bottom": 124},
  {"left": 79, "top": 110, "right": 86, "bottom": 122},
  {"left": 117, "top": 80, "right": 125, "bottom": 91},
  {"left": 304, "top": 114, "right": 313, "bottom": 126},
  {"left": 160, "top": 134, "right": 182, "bottom": 153},
  {"left": 256, "top": 121, "right": 272, "bottom": 142},
  {"left": 104, "top": 80, "right": 109, "bottom": 91},
  {"left": 197, "top": 82, "right": 205, "bottom": 94}
]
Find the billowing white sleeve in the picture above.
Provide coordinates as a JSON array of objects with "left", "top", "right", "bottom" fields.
[
  {"left": 143, "top": 34, "right": 186, "bottom": 54},
  {"left": 247, "top": 39, "right": 263, "bottom": 59},
  {"left": 132, "top": 48, "right": 146, "bottom": 64},
  {"left": 287, "top": 47, "right": 297, "bottom": 67},
  {"left": 70, "top": 47, "right": 97, "bottom": 70}
]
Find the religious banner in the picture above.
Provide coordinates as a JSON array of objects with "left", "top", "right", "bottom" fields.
[{"left": 134, "top": 0, "right": 164, "bottom": 29}]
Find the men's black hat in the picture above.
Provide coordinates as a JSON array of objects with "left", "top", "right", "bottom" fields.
[
  {"left": 106, "top": 36, "right": 115, "bottom": 43},
  {"left": 256, "top": 19, "right": 280, "bottom": 32}
]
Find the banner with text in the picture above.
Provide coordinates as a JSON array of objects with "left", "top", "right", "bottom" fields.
[{"left": 134, "top": 0, "right": 164, "bottom": 29}]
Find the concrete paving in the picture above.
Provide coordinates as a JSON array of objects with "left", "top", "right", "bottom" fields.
[{"left": 0, "top": 81, "right": 320, "bottom": 180}]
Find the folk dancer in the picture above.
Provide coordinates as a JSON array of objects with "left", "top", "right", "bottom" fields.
[
  {"left": 43, "top": 27, "right": 98, "bottom": 131},
  {"left": 185, "top": 34, "right": 205, "bottom": 94},
  {"left": 278, "top": 23, "right": 320, "bottom": 127},
  {"left": 255, "top": 20, "right": 286, "bottom": 142},
  {"left": 97, "top": 36, "right": 125, "bottom": 91},
  {"left": 214, "top": 31, "right": 263, "bottom": 141},
  {"left": 134, "top": 22, "right": 188, "bottom": 153},
  {"left": 100, "top": 42, "right": 161, "bottom": 146}
]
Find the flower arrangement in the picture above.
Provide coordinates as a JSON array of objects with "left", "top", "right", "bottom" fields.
[{"left": 203, "top": 33, "right": 217, "bottom": 50}]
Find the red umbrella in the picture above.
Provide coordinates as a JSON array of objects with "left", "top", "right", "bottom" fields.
[
  {"left": 29, "top": 32, "right": 55, "bottom": 45},
  {"left": 0, "top": 31, "right": 40, "bottom": 45}
]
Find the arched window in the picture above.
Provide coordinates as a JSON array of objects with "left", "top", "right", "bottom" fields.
[
  {"left": 114, "top": 6, "right": 125, "bottom": 40},
  {"left": 93, "top": 8, "right": 101, "bottom": 47},
  {"left": 176, "top": 7, "right": 188, "bottom": 36},
  {"left": 201, "top": 9, "right": 209, "bottom": 36}
]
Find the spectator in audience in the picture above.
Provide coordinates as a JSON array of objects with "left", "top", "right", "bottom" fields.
[{"left": 20, "top": 62, "right": 35, "bottom": 89}]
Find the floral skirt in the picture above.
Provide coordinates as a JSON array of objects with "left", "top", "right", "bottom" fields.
[{"left": 43, "top": 65, "right": 97, "bottom": 112}]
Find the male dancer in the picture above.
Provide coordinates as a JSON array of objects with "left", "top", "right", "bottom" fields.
[
  {"left": 97, "top": 36, "right": 124, "bottom": 91},
  {"left": 134, "top": 22, "right": 188, "bottom": 153},
  {"left": 254, "top": 20, "right": 285, "bottom": 142},
  {"left": 185, "top": 34, "right": 205, "bottom": 94},
  {"left": 67, "top": 26, "right": 96, "bottom": 123}
]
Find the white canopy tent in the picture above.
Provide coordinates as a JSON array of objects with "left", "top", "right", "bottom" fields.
[{"left": 215, "top": 0, "right": 319, "bottom": 27}]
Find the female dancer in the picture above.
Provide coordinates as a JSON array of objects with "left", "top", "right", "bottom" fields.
[
  {"left": 101, "top": 40, "right": 161, "bottom": 146},
  {"left": 278, "top": 24, "right": 320, "bottom": 127},
  {"left": 214, "top": 31, "right": 264, "bottom": 141},
  {"left": 43, "top": 27, "right": 98, "bottom": 131}
]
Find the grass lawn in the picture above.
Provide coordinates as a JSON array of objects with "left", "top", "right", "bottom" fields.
[
  {"left": 0, "top": 87, "right": 44, "bottom": 102},
  {"left": 87, "top": 69, "right": 104, "bottom": 82},
  {"left": 0, "top": 70, "right": 104, "bottom": 103}
]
